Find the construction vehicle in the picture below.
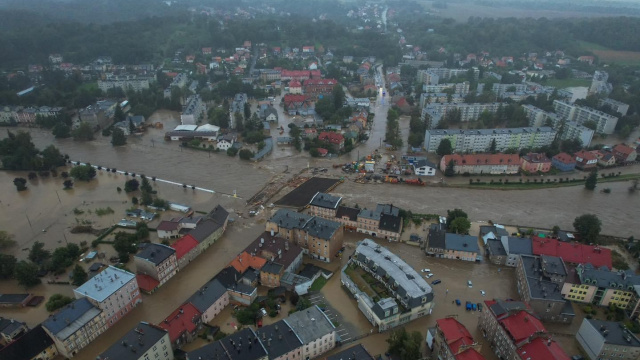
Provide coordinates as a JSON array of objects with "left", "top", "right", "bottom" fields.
[
  {"left": 384, "top": 175, "right": 399, "bottom": 184},
  {"left": 404, "top": 178, "right": 425, "bottom": 186}
]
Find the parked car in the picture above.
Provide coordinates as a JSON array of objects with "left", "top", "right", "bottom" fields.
[
  {"left": 472, "top": 303, "right": 477, "bottom": 311},
  {"left": 260, "top": 308, "right": 268, "bottom": 317},
  {"left": 426, "top": 273, "right": 435, "bottom": 278},
  {"left": 477, "top": 303, "right": 483, "bottom": 312},
  {"left": 467, "top": 280, "right": 473, "bottom": 288},
  {"left": 480, "top": 290, "right": 486, "bottom": 296},
  {"left": 455, "top": 299, "right": 461, "bottom": 306},
  {"left": 466, "top": 301, "right": 472, "bottom": 311},
  {"left": 432, "top": 279, "right": 442, "bottom": 285},
  {"left": 421, "top": 268, "right": 431, "bottom": 273}
]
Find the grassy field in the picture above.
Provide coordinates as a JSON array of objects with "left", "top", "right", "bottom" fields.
[
  {"left": 545, "top": 78, "right": 591, "bottom": 88},
  {"left": 578, "top": 41, "right": 640, "bottom": 66}
]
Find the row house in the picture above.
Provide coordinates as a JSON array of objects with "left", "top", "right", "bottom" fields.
[
  {"left": 552, "top": 152, "right": 577, "bottom": 172},
  {"left": 186, "top": 328, "right": 268, "bottom": 360},
  {"left": 244, "top": 232, "right": 304, "bottom": 287},
  {"left": 159, "top": 304, "right": 202, "bottom": 349},
  {"left": 562, "top": 263, "right": 640, "bottom": 310},
  {"left": 426, "top": 223, "right": 481, "bottom": 261},
  {"left": 356, "top": 204, "right": 403, "bottom": 241},
  {"left": 594, "top": 150, "right": 617, "bottom": 167},
  {"left": 532, "top": 236, "right": 612, "bottom": 267},
  {"left": 612, "top": 144, "right": 637, "bottom": 163},
  {"left": 187, "top": 279, "right": 229, "bottom": 324},
  {"left": 0, "top": 325, "right": 58, "bottom": 360},
  {"left": 0, "top": 317, "right": 27, "bottom": 345},
  {"left": 478, "top": 299, "right": 569, "bottom": 360},
  {"left": 303, "top": 79, "right": 338, "bottom": 98},
  {"left": 73, "top": 266, "right": 142, "bottom": 328},
  {"left": 521, "top": 153, "right": 551, "bottom": 173},
  {"left": 424, "top": 127, "right": 556, "bottom": 153},
  {"left": 134, "top": 244, "right": 178, "bottom": 293},
  {"left": 318, "top": 131, "right": 345, "bottom": 151},
  {"left": 42, "top": 298, "right": 107, "bottom": 358},
  {"left": 432, "top": 317, "right": 485, "bottom": 360},
  {"left": 574, "top": 150, "right": 598, "bottom": 170},
  {"left": 485, "top": 236, "right": 533, "bottom": 267},
  {"left": 97, "top": 322, "right": 173, "bottom": 360},
  {"left": 440, "top": 153, "right": 521, "bottom": 175},
  {"left": 170, "top": 234, "right": 201, "bottom": 270}
]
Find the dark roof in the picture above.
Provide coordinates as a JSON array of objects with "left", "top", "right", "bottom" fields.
[
  {"left": 428, "top": 224, "right": 446, "bottom": 250},
  {"left": 298, "top": 263, "right": 328, "bottom": 279},
  {"left": 479, "top": 225, "right": 509, "bottom": 238},
  {"left": 502, "top": 236, "right": 533, "bottom": 255},
  {"left": 213, "top": 267, "right": 241, "bottom": 288},
  {"left": 584, "top": 319, "right": 640, "bottom": 347},
  {"left": 326, "top": 344, "right": 375, "bottom": 360},
  {"left": 309, "top": 192, "right": 342, "bottom": 209},
  {"left": 208, "top": 205, "right": 230, "bottom": 225},
  {"left": 256, "top": 320, "right": 303, "bottom": 358},
  {"left": 186, "top": 340, "right": 228, "bottom": 359},
  {"left": 224, "top": 328, "right": 268, "bottom": 360},
  {"left": 0, "top": 325, "right": 54, "bottom": 360},
  {"left": 414, "top": 159, "right": 437, "bottom": 169},
  {"left": 189, "top": 219, "right": 223, "bottom": 243},
  {"left": 135, "top": 243, "right": 175, "bottom": 265},
  {"left": 244, "top": 232, "right": 303, "bottom": 271},
  {"left": 488, "top": 299, "right": 529, "bottom": 318},
  {"left": 379, "top": 213, "right": 401, "bottom": 233},
  {"left": 0, "top": 294, "right": 30, "bottom": 305},
  {"left": 487, "top": 239, "right": 507, "bottom": 256},
  {"left": 540, "top": 255, "right": 567, "bottom": 276},
  {"left": 520, "top": 255, "right": 565, "bottom": 302},
  {"left": 269, "top": 209, "right": 312, "bottom": 230},
  {"left": 261, "top": 262, "right": 284, "bottom": 275},
  {"left": 98, "top": 322, "right": 169, "bottom": 360},
  {"left": 445, "top": 233, "right": 480, "bottom": 253},
  {"left": 188, "top": 279, "right": 229, "bottom": 313},
  {"left": 304, "top": 217, "right": 341, "bottom": 240},
  {"left": 42, "top": 298, "right": 101, "bottom": 338},
  {"left": 0, "top": 317, "right": 25, "bottom": 336},
  {"left": 336, "top": 206, "right": 359, "bottom": 221}
]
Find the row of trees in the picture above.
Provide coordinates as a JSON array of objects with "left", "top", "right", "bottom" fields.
[
  {"left": 0, "top": 131, "right": 66, "bottom": 171},
  {"left": 385, "top": 108, "right": 402, "bottom": 149}
]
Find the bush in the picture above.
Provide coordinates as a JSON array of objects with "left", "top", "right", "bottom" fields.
[
  {"left": 227, "top": 147, "right": 238, "bottom": 157},
  {"left": 239, "top": 149, "right": 254, "bottom": 160},
  {"left": 124, "top": 179, "right": 140, "bottom": 192},
  {"left": 46, "top": 294, "right": 74, "bottom": 312}
]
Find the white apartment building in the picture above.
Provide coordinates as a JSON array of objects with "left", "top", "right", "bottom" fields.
[
  {"left": 180, "top": 94, "right": 206, "bottom": 125},
  {"left": 418, "top": 67, "right": 479, "bottom": 84},
  {"left": 590, "top": 70, "right": 612, "bottom": 95},
  {"left": 423, "top": 82, "right": 470, "bottom": 95},
  {"left": 523, "top": 104, "right": 594, "bottom": 146},
  {"left": 492, "top": 83, "right": 527, "bottom": 96},
  {"left": 73, "top": 266, "right": 142, "bottom": 328},
  {"left": 98, "top": 74, "right": 154, "bottom": 93},
  {"left": 553, "top": 100, "right": 618, "bottom": 134},
  {"left": 421, "top": 102, "right": 504, "bottom": 129},
  {"left": 285, "top": 306, "right": 336, "bottom": 359},
  {"left": 598, "top": 98, "right": 629, "bottom": 116},
  {"left": 424, "top": 127, "right": 556, "bottom": 153}
]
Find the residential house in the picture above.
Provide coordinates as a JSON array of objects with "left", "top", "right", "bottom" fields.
[
  {"left": 266, "top": 209, "right": 344, "bottom": 262},
  {"left": 356, "top": 204, "right": 403, "bottom": 241},
  {"left": 561, "top": 264, "right": 640, "bottom": 309},
  {"left": 289, "top": 80, "right": 303, "bottom": 94},
  {"left": 134, "top": 244, "right": 178, "bottom": 293},
  {"left": 211, "top": 267, "right": 258, "bottom": 306},
  {"left": 190, "top": 205, "right": 229, "bottom": 252},
  {"left": 479, "top": 224, "right": 509, "bottom": 245},
  {"left": 187, "top": 279, "right": 229, "bottom": 323},
  {"left": 413, "top": 159, "right": 437, "bottom": 176},
  {"left": 256, "top": 320, "right": 304, "bottom": 360},
  {"left": 186, "top": 328, "right": 268, "bottom": 360},
  {"left": 318, "top": 131, "right": 345, "bottom": 151},
  {"left": 486, "top": 239, "right": 508, "bottom": 266},
  {"left": 595, "top": 150, "right": 616, "bottom": 167},
  {"left": 342, "top": 239, "right": 435, "bottom": 331},
  {"left": 303, "top": 79, "right": 338, "bottom": 98},
  {"left": 551, "top": 153, "right": 576, "bottom": 172},
  {"left": 574, "top": 150, "right": 598, "bottom": 170},
  {"left": 216, "top": 134, "right": 235, "bottom": 151},
  {"left": 170, "top": 234, "right": 201, "bottom": 270},
  {"left": 433, "top": 317, "right": 485, "bottom": 360},
  {"left": 532, "top": 237, "right": 612, "bottom": 268},
  {"left": 521, "top": 153, "right": 551, "bottom": 173},
  {"left": 440, "top": 154, "right": 521, "bottom": 175},
  {"left": 156, "top": 220, "right": 184, "bottom": 239},
  {"left": 41, "top": 298, "right": 107, "bottom": 358},
  {"left": 0, "top": 325, "right": 58, "bottom": 360},
  {"left": 114, "top": 115, "right": 145, "bottom": 135},
  {"left": 426, "top": 224, "right": 481, "bottom": 262},
  {"left": 284, "top": 94, "right": 315, "bottom": 116},
  {"left": 0, "top": 317, "right": 28, "bottom": 344},
  {"left": 73, "top": 266, "right": 142, "bottom": 328},
  {"left": 335, "top": 206, "right": 359, "bottom": 231},
  {"left": 286, "top": 306, "right": 336, "bottom": 359},
  {"left": 229, "top": 252, "right": 267, "bottom": 274},
  {"left": 612, "top": 144, "right": 637, "bottom": 163},
  {"left": 498, "top": 236, "right": 533, "bottom": 267},
  {"left": 244, "top": 232, "right": 304, "bottom": 287},
  {"left": 478, "top": 299, "right": 569, "bottom": 360},
  {"left": 0, "top": 294, "right": 34, "bottom": 307},
  {"left": 303, "top": 128, "right": 318, "bottom": 139},
  {"left": 159, "top": 303, "right": 202, "bottom": 349},
  {"left": 264, "top": 106, "right": 278, "bottom": 122},
  {"left": 97, "top": 322, "right": 173, "bottom": 360},
  {"left": 515, "top": 255, "right": 575, "bottom": 323},
  {"left": 326, "top": 344, "right": 375, "bottom": 360},
  {"left": 309, "top": 192, "right": 342, "bottom": 218},
  {"left": 576, "top": 319, "right": 640, "bottom": 360}
]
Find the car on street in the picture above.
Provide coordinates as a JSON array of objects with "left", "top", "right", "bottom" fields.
[
  {"left": 477, "top": 302, "right": 483, "bottom": 312},
  {"left": 432, "top": 279, "right": 441, "bottom": 285},
  {"left": 455, "top": 299, "right": 461, "bottom": 306},
  {"left": 426, "top": 273, "right": 435, "bottom": 278},
  {"left": 480, "top": 290, "right": 486, "bottom": 296},
  {"left": 472, "top": 303, "right": 477, "bottom": 311},
  {"left": 421, "top": 268, "right": 431, "bottom": 273},
  {"left": 260, "top": 308, "right": 268, "bottom": 317},
  {"left": 468, "top": 280, "right": 473, "bottom": 288},
  {"left": 466, "top": 301, "right": 472, "bottom": 311}
]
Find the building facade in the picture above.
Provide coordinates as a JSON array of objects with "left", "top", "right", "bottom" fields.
[
  {"left": 562, "top": 264, "right": 640, "bottom": 309},
  {"left": 576, "top": 319, "right": 640, "bottom": 360},
  {"left": 553, "top": 100, "right": 618, "bottom": 134},
  {"left": 180, "top": 95, "right": 206, "bottom": 125},
  {"left": 97, "top": 322, "right": 173, "bottom": 360},
  {"left": 440, "top": 154, "right": 521, "bottom": 175},
  {"left": 433, "top": 318, "right": 484, "bottom": 360},
  {"left": 425, "top": 127, "right": 556, "bottom": 153},
  {"left": 134, "top": 244, "right": 178, "bottom": 292}
]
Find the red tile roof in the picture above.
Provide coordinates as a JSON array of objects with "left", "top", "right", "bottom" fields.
[
  {"left": 170, "top": 235, "right": 199, "bottom": 260},
  {"left": 136, "top": 274, "right": 160, "bottom": 293},
  {"left": 532, "top": 237, "right": 612, "bottom": 268},
  {"left": 289, "top": 80, "right": 302, "bottom": 88},
  {"left": 303, "top": 79, "right": 337, "bottom": 86},
  {"left": 613, "top": 144, "right": 635, "bottom": 156},
  {"left": 552, "top": 152, "right": 575, "bottom": 165},
  {"left": 281, "top": 70, "right": 311, "bottom": 78},
  {"left": 284, "top": 94, "right": 307, "bottom": 105},
  {"left": 318, "top": 131, "right": 345, "bottom": 145},
  {"left": 574, "top": 150, "right": 597, "bottom": 161},
  {"left": 159, "top": 303, "right": 202, "bottom": 344},
  {"left": 443, "top": 153, "right": 520, "bottom": 166},
  {"left": 436, "top": 318, "right": 476, "bottom": 354},
  {"left": 317, "top": 148, "right": 328, "bottom": 156},
  {"left": 229, "top": 251, "right": 267, "bottom": 273},
  {"left": 499, "top": 311, "right": 545, "bottom": 343},
  {"left": 517, "top": 337, "right": 569, "bottom": 360}
]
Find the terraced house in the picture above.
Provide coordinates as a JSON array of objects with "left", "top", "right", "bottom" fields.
[
  {"left": 342, "top": 239, "right": 434, "bottom": 331},
  {"left": 562, "top": 264, "right": 640, "bottom": 309}
]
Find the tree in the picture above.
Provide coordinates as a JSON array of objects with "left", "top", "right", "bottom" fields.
[
  {"left": 234, "top": 111, "right": 244, "bottom": 131},
  {"left": 585, "top": 170, "right": 598, "bottom": 190},
  {"left": 114, "top": 103, "right": 125, "bottom": 123},
  {"left": 573, "top": 214, "right": 602, "bottom": 244},
  {"left": 72, "top": 122, "right": 95, "bottom": 141},
  {"left": 13, "top": 177, "right": 27, "bottom": 191},
  {"left": 63, "top": 179, "right": 74, "bottom": 189},
  {"left": 239, "top": 149, "right": 254, "bottom": 160},
  {"left": 243, "top": 102, "right": 251, "bottom": 120},
  {"left": 28, "top": 241, "right": 50, "bottom": 264},
  {"left": 436, "top": 138, "right": 453, "bottom": 156},
  {"left": 140, "top": 177, "right": 153, "bottom": 193},
  {"left": 450, "top": 217, "right": 471, "bottom": 234},
  {"left": 619, "top": 125, "right": 631, "bottom": 139},
  {"left": 444, "top": 160, "right": 455, "bottom": 177},
  {"left": 332, "top": 84, "right": 346, "bottom": 110},
  {"left": 446, "top": 208, "right": 468, "bottom": 225},
  {"left": 583, "top": 120, "right": 598, "bottom": 131},
  {"left": 52, "top": 123, "right": 71, "bottom": 138},
  {"left": 45, "top": 294, "right": 74, "bottom": 312},
  {"left": 70, "top": 164, "right": 96, "bottom": 181},
  {"left": 41, "top": 145, "right": 65, "bottom": 169},
  {"left": 489, "top": 139, "right": 497, "bottom": 153},
  {"left": 124, "top": 179, "right": 140, "bottom": 192},
  {"left": 71, "top": 264, "right": 88, "bottom": 286},
  {"left": 227, "top": 147, "right": 238, "bottom": 157},
  {"left": 111, "top": 127, "right": 127, "bottom": 146},
  {"left": 14, "top": 261, "right": 41, "bottom": 287},
  {"left": 386, "top": 327, "right": 423, "bottom": 360},
  {"left": 0, "top": 254, "right": 17, "bottom": 279},
  {"left": 0, "top": 231, "right": 16, "bottom": 249}
]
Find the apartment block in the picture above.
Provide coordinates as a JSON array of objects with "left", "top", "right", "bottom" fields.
[
  {"left": 421, "top": 102, "right": 504, "bottom": 129},
  {"left": 180, "top": 94, "right": 206, "bottom": 125},
  {"left": 134, "top": 243, "right": 178, "bottom": 293},
  {"left": 523, "top": 104, "right": 594, "bottom": 146},
  {"left": 424, "top": 127, "right": 556, "bottom": 153},
  {"left": 492, "top": 83, "right": 527, "bottom": 96},
  {"left": 309, "top": 192, "right": 342, "bottom": 218},
  {"left": 576, "top": 319, "right": 640, "bottom": 360},
  {"left": 561, "top": 264, "right": 640, "bottom": 309},
  {"left": 599, "top": 98, "right": 629, "bottom": 116},
  {"left": 553, "top": 100, "right": 618, "bottom": 134},
  {"left": 97, "top": 322, "right": 173, "bottom": 360},
  {"left": 73, "top": 266, "right": 141, "bottom": 328},
  {"left": 423, "top": 82, "right": 470, "bottom": 95},
  {"left": 98, "top": 74, "right": 154, "bottom": 93}
]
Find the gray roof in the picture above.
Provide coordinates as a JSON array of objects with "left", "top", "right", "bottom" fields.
[
  {"left": 583, "top": 319, "right": 640, "bottom": 347},
  {"left": 577, "top": 263, "right": 640, "bottom": 290},
  {"left": 135, "top": 243, "right": 175, "bottom": 265},
  {"left": 489, "top": 299, "right": 529, "bottom": 318},
  {"left": 261, "top": 262, "right": 284, "bottom": 275},
  {"left": 358, "top": 208, "right": 380, "bottom": 221},
  {"left": 427, "top": 223, "right": 446, "bottom": 250},
  {"left": 185, "top": 340, "right": 228, "bottom": 359},
  {"left": 74, "top": 265, "right": 137, "bottom": 303},
  {"left": 444, "top": 233, "right": 479, "bottom": 253},
  {"left": 264, "top": 107, "right": 278, "bottom": 118},
  {"left": 414, "top": 159, "right": 437, "bottom": 169},
  {"left": 0, "top": 317, "right": 26, "bottom": 337},
  {"left": 99, "top": 322, "right": 168, "bottom": 360},
  {"left": 500, "top": 236, "right": 533, "bottom": 255},
  {"left": 520, "top": 255, "right": 565, "bottom": 302},
  {"left": 188, "top": 327, "right": 268, "bottom": 360},
  {"left": 207, "top": 205, "right": 229, "bottom": 225},
  {"left": 487, "top": 239, "right": 507, "bottom": 256},
  {"left": 189, "top": 219, "right": 223, "bottom": 243},
  {"left": 355, "top": 239, "right": 433, "bottom": 303},
  {"left": 255, "top": 320, "right": 303, "bottom": 358},
  {"left": 285, "top": 306, "right": 335, "bottom": 344},
  {"left": 269, "top": 209, "right": 340, "bottom": 240},
  {"left": 0, "top": 294, "right": 31, "bottom": 305},
  {"left": 304, "top": 217, "right": 341, "bottom": 240},
  {"left": 327, "top": 344, "right": 375, "bottom": 360},
  {"left": 230, "top": 283, "right": 256, "bottom": 296},
  {"left": 379, "top": 213, "right": 402, "bottom": 233},
  {"left": 371, "top": 298, "right": 399, "bottom": 319},
  {"left": 480, "top": 225, "right": 509, "bottom": 238},
  {"left": 309, "top": 192, "right": 342, "bottom": 210},
  {"left": 540, "top": 255, "right": 567, "bottom": 276},
  {"left": 42, "top": 298, "right": 102, "bottom": 340},
  {"left": 187, "top": 279, "right": 228, "bottom": 314}
]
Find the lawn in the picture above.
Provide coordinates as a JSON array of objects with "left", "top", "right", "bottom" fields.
[
  {"left": 309, "top": 276, "right": 328, "bottom": 291},
  {"left": 545, "top": 78, "right": 591, "bottom": 88},
  {"left": 577, "top": 41, "right": 640, "bottom": 66}
]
